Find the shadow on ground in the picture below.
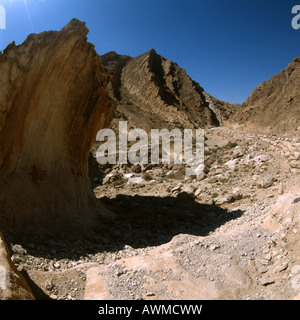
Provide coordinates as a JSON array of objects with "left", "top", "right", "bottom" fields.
[{"left": 6, "top": 194, "right": 244, "bottom": 261}]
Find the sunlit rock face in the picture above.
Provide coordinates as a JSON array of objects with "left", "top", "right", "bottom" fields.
[
  {"left": 229, "top": 57, "right": 300, "bottom": 134},
  {"left": 0, "top": 19, "right": 116, "bottom": 236}
]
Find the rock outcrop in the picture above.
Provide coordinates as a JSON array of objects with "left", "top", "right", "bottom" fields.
[
  {"left": 0, "top": 19, "right": 116, "bottom": 236},
  {"left": 229, "top": 57, "right": 300, "bottom": 134},
  {"left": 101, "top": 50, "right": 237, "bottom": 132},
  {"left": 0, "top": 233, "right": 35, "bottom": 300}
]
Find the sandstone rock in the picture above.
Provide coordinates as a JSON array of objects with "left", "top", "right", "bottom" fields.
[
  {"left": 0, "top": 19, "right": 116, "bottom": 236},
  {"left": 290, "top": 161, "right": 300, "bottom": 169},
  {"left": 294, "top": 152, "right": 300, "bottom": 161},
  {"left": 232, "top": 189, "right": 243, "bottom": 201},
  {"left": 0, "top": 233, "right": 35, "bottom": 300},
  {"left": 253, "top": 154, "right": 270, "bottom": 163},
  {"left": 196, "top": 172, "right": 207, "bottom": 181},
  {"left": 194, "top": 187, "right": 202, "bottom": 197},
  {"left": 214, "top": 188, "right": 242, "bottom": 205},
  {"left": 224, "top": 159, "right": 238, "bottom": 170},
  {"left": 258, "top": 176, "right": 274, "bottom": 189},
  {"left": 165, "top": 167, "right": 186, "bottom": 180},
  {"left": 214, "top": 195, "right": 234, "bottom": 205},
  {"left": 127, "top": 177, "right": 145, "bottom": 184},
  {"left": 243, "top": 154, "right": 253, "bottom": 164},
  {"left": 260, "top": 276, "right": 275, "bottom": 286},
  {"left": 263, "top": 193, "right": 300, "bottom": 231}
]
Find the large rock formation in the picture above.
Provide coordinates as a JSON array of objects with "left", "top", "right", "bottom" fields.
[
  {"left": 0, "top": 19, "right": 116, "bottom": 236},
  {"left": 229, "top": 57, "right": 300, "bottom": 134},
  {"left": 101, "top": 50, "right": 237, "bottom": 132}
]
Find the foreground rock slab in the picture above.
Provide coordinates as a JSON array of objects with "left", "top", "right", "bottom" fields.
[{"left": 84, "top": 234, "right": 253, "bottom": 300}]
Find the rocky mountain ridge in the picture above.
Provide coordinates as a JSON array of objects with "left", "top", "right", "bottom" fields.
[
  {"left": 229, "top": 57, "right": 300, "bottom": 134},
  {"left": 101, "top": 50, "right": 238, "bottom": 132}
]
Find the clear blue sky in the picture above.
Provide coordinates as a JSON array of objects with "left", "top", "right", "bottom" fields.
[{"left": 0, "top": 0, "right": 299, "bottom": 104}]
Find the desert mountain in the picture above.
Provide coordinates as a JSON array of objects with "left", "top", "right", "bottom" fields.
[
  {"left": 0, "top": 18, "right": 299, "bottom": 302},
  {"left": 101, "top": 50, "right": 238, "bottom": 132},
  {"left": 0, "top": 19, "right": 116, "bottom": 236},
  {"left": 229, "top": 57, "right": 300, "bottom": 134}
]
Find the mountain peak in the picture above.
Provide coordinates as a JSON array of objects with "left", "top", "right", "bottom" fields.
[{"left": 101, "top": 50, "right": 237, "bottom": 131}]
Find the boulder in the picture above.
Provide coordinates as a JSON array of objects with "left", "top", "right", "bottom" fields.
[
  {"left": 0, "top": 19, "right": 116, "bottom": 236},
  {"left": 263, "top": 193, "right": 300, "bottom": 231}
]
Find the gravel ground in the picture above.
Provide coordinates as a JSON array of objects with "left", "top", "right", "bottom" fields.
[{"left": 5, "top": 128, "right": 300, "bottom": 300}]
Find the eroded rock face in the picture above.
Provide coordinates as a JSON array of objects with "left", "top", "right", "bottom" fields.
[
  {"left": 0, "top": 233, "right": 35, "bottom": 300},
  {"left": 0, "top": 19, "right": 116, "bottom": 236},
  {"left": 101, "top": 50, "right": 237, "bottom": 132},
  {"left": 229, "top": 57, "right": 300, "bottom": 134}
]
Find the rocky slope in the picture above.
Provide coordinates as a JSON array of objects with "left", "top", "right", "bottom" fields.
[
  {"left": 0, "top": 19, "right": 116, "bottom": 236},
  {"left": 229, "top": 57, "right": 300, "bottom": 134},
  {"left": 101, "top": 50, "right": 238, "bottom": 132}
]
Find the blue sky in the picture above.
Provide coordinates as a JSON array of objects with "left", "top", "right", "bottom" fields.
[{"left": 0, "top": 0, "right": 299, "bottom": 104}]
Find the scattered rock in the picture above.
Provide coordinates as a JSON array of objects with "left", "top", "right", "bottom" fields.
[
  {"left": 253, "top": 154, "right": 270, "bottom": 163},
  {"left": 258, "top": 176, "right": 274, "bottom": 189},
  {"left": 196, "top": 172, "right": 207, "bottom": 181},
  {"left": 224, "top": 159, "right": 238, "bottom": 170},
  {"left": 260, "top": 276, "right": 275, "bottom": 286},
  {"left": 290, "top": 161, "right": 300, "bottom": 169},
  {"left": 131, "top": 164, "right": 142, "bottom": 173},
  {"left": 128, "top": 177, "right": 145, "bottom": 184},
  {"left": 293, "top": 152, "right": 300, "bottom": 161}
]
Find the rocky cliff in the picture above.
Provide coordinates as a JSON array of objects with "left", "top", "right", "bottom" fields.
[
  {"left": 229, "top": 57, "right": 300, "bottom": 134},
  {"left": 101, "top": 50, "right": 237, "bottom": 132},
  {"left": 0, "top": 19, "right": 116, "bottom": 236}
]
